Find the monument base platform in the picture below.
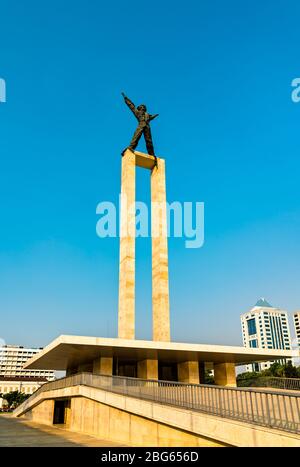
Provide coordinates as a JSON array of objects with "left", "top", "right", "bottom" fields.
[{"left": 24, "top": 335, "right": 298, "bottom": 386}]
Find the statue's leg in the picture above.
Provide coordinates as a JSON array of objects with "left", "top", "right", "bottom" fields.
[
  {"left": 122, "top": 125, "right": 144, "bottom": 156},
  {"left": 129, "top": 125, "right": 143, "bottom": 151},
  {"left": 143, "top": 126, "right": 155, "bottom": 155},
  {"left": 144, "top": 126, "right": 157, "bottom": 166}
]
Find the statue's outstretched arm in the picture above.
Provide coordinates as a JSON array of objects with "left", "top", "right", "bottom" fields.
[
  {"left": 149, "top": 113, "right": 159, "bottom": 121},
  {"left": 121, "top": 92, "right": 138, "bottom": 118}
]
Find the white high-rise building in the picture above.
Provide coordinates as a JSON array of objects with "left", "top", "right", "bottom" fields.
[
  {"left": 241, "top": 298, "right": 292, "bottom": 372},
  {"left": 294, "top": 312, "right": 300, "bottom": 349},
  {"left": 0, "top": 345, "right": 55, "bottom": 397}
]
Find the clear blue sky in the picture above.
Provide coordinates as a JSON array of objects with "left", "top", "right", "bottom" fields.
[{"left": 1, "top": 0, "right": 300, "bottom": 348}]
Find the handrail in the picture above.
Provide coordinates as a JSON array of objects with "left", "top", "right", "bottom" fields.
[
  {"left": 238, "top": 376, "right": 300, "bottom": 391},
  {"left": 14, "top": 373, "right": 300, "bottom": 435}
]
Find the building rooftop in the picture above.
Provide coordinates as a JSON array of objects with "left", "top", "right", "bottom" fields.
[
  {"left": 0, "top": 345, "right": 44, "bottom": 351},
  {"left": 254, "top": 298, "right": 273, "bottom": 308},
  {"left": 23, "top": 335, "right": 299, "bottom": 370},
  {"left": 0, "top": 376, "right": 49, "bottom": 382}
]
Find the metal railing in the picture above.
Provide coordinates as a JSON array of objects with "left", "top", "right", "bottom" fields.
[
  {"left": 14, "top": 372, "right": 300, "bottom": 435},
  {"left": 238, "top": 376, "right": 300, "bottom": 391}
]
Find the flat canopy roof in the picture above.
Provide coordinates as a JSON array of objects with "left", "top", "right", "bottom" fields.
[{"left": 24, "top": 335, "right": 299, "bottom": 371}]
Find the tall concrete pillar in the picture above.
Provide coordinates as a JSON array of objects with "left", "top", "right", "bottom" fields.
[
  {"left": 117, "top": 150, "right": 170, "bottom": 343},
  {"left": 93, "top": 357, "right": 113, "bottom": 376},
  {"left": 151, "top": 158, "right": 170, "bottom": 342},
  {"left": 214, "top": 362, "right": 237, "bottom": 387},
  {"left": 137, "top": 359, "right": 158, "bottom": 380},
  {"left": 177, "top": 361, "right": 200, "bottom": 384},
  {"left": 118, "top": 150, "right": 136, "bottom": 339}
]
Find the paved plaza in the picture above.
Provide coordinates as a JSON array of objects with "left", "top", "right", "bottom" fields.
[{"left": 0, "top": 414, "right": 125, "bottom": 447}]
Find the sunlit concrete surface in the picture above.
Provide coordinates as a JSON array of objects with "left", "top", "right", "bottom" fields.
[
  {"left": 23, "top": 334, "right": 298, "bottom": 371},
  {"left": 13, "top": 383, "right": 300, "bottom": 447},
  {"left": 118, "top": 150, "right": 170, "bottom": 342},
  {"left": 0, "top": 414, "right": 126, "bottom": 447}
]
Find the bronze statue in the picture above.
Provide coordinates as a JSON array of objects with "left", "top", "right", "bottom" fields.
[{"left": 121, "top": 92, "right": 159, "bottom": 165}]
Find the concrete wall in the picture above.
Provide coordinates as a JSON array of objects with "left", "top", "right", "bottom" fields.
[
  {"left": 69, "top": 397, "right": 223, "bottom": 447},
  {"left": 16, "top": 385, "right": 300, "bottom": 447},
  {"left": 21, "top": 399, "right": 54, "bottom": 425}
]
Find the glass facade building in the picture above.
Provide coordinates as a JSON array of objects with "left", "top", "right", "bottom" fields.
[
  {"left": 294, "top": 312, "right": 300, "bottom": 349},
  {"left": 240, "top": 298, "right": 292, "bottom": 372}
]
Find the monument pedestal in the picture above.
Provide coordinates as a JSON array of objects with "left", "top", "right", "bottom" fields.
[
  {"left": 214, "top": 362, "right": 237, "bottom": 387},
  {"left": 137, "top": 359, "right": 159, "bottom": 380},
  {"left": 177, "top": 361, "right": 200, "bottom": 384},
  {"left": 93, "top": 357, "right": 113, "bottom": 376},
  {"left": 118, "top": 150, "right": 136, "bottom": 339},
  {"left": 118, "top": 150, "right": 170, "bottom": 342}
]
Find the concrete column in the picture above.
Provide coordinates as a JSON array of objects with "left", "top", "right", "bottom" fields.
[
  {"left": 151, "top": 158, "right": 170, "bottom": 342},
  {"left": 177, "top": 361, "right": 200, "bottom": 384},
  {"left": 137, "top": 359, "right": 158, "bottom": 380},
  {"left": 77, "top": 363, "right": 92, "bottom": 373},
  {"left": 214, "top": 362, "right": 237, "bottom": 387},
  {"left": 118, "top": 149, "right": 136, "bottom": 339},
  {"left": 199, "top": 362, "right": 205, "bottom": 384},
  {"left": 93, "top": 357, "right": 113, "bottom": 376},
  {"left": 65, "top": 400, "right": 71, "bottom": 426}
]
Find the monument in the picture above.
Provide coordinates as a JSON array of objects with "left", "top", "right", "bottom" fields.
[
  {"left": 20, "top": 96, "right": 297, "bottom": 385},
  {"left": 119, "top": 93, "right": 170, "bottom": 342},
  {"left": 12, "top": 95, "right": 300, "bottom": 447},
  {"left": 121, "top": 92, "right": 158, "bottom": 164}
]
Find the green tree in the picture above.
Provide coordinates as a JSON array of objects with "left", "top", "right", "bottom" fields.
[
  {"left": 237, "top": 371, "right": 260, "bottom": 381},
  {"left": 262, "top": 362, "right": 284, "bottom": 377},
  {"left": 237, "top": 371, "right": 260, "bottom": 387},
  {"left": 237, "top": 363, "right": 300, "bottom": 388},
  {"left": 1, "top": 391, "right": 30, "bottom": 409},
  {"left": 283, "top": 361, "right": 298, "bottom": 378},
  {"left": 204, "top": 370, "right": 214, "bottom": 384},
  {"left": 262, "top": 361, "right": 299, "bottom": 378}
]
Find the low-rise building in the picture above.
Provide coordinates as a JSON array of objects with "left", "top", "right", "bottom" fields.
[
  {"left": 0, "top": 345, "right": 55, "bottom": 396},
  {"left": 0, "top": 376, "right": 49, "bottom": 396}
]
